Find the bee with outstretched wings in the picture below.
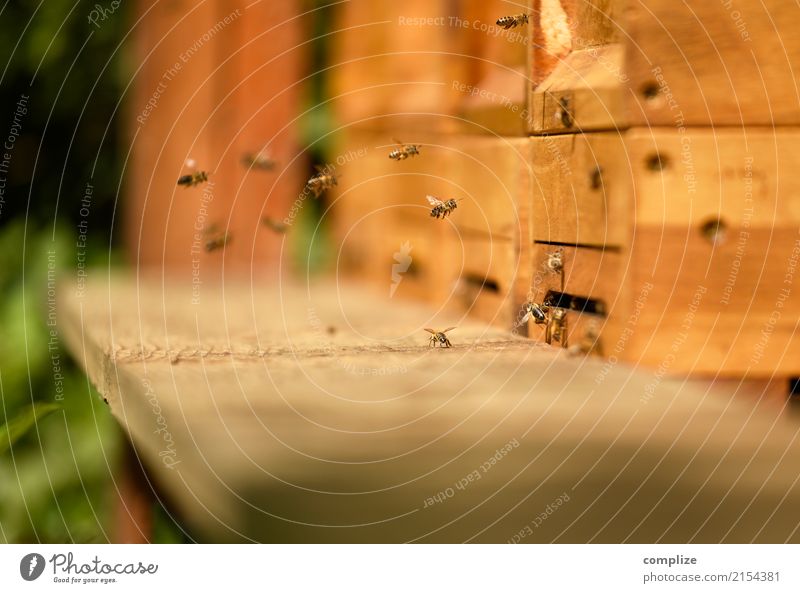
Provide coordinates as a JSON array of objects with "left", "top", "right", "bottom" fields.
[
  {"left": 305, "top": 165, "right": 338, "bottom": 198},
  {"left": 517, "top": 302, "right": 549, "bottom": 327},
  {"left": 424, "top": 327, "right": 456, "bottom": 348},
  {"left": 426, "top": 195, "right": 460, "bottom": 219},
  {"left": 389, "top": 139, "right": 420, "bottom": 161}
]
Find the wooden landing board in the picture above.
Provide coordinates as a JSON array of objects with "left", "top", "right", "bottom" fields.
[{"left": 60, "top": 276, "right": 800, "bottom": 542}]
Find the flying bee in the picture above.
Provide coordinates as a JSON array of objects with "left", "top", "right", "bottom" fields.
[
  {"left": 496, "top": 13, "right": 529, "bottom": 29},
  {"left": 242, "top": 150, "right": 277, "bottom": 171},
  {"left": 518, "top": 302, "right": 549, "bottom": 327},
  {"left": 262, "top": 216, "right": 289, "bottom": 234},
  {"left": 389, "top": 139, "right": 420, "bottom": 161},
  {"left": 202, "top": 224, "right": 230, "bottom": 252},
  {"left": 427, "top": 195, "right": 461, "bottom": 219},
  {"left": 424, "top": 327, "right": 456, "bottom": 348},
  {"left": 177, "top": 170, "right": 209, "bottom": 187},
  {"left": 305, "top": 165, "right": 338, "bottom": 198}
]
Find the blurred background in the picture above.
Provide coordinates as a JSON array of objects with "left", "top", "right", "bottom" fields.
[{"left": 0, "top": 0, "right": 339, "bottom": 543}]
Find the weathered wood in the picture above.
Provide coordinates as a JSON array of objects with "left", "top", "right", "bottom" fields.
[
  {"left": 128, "top": 0, "right": 306, "bottom": 277},
  {"left": 60, "top": 276, "right": 800, "bottom": 542},
  {"left": 531, "top": 132, "right": 631, "bottom": 246},
  {"left": 626, "top": 0, "right": 800, "bottom": 127},
  {"left": 529, "top": 0, "right": 800, "bottom": 131},
  {"left": 529, "top": 127, "right": 800, "bottom": 376},
  {"left": 333, "top": 133, "right": 531, "bottom": 329}
]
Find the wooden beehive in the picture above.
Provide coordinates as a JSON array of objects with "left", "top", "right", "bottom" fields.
[{"left": 329, "top": 0, "right": 800, "bottom": 380}]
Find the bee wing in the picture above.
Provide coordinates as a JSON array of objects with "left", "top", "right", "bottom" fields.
[
  {"left": 517, "top": 312, "right": 532, "bottom": 327},
  {"left": 426, "top": 195, "right": 443, "bottom": 206},
  {"left": 441, "top": 327, "right": 457, "bottom": 334},
  {"left": 423, "top": 328, "right": 437, "bottom": 334}
]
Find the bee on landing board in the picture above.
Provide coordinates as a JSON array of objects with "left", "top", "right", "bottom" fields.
[
  {"left": 427, "top": 195, "right": 461, "bottom": 219},
  {"left": 177, "top": 170, "right": 209, "bottom": 187},
  {"left": 389, "top": 139, "right": 420, "bottom": 161},
  {"left": 425, "top": 327, "right": 456, "bottom": 348},
  {"left": 242, "top": 151, "right": 277, "bottom": 171},
  {"left": 496, "top": 13, "right": 529, "bottom": 29},
  {"left": 305, "top": 165, "right": 338, "bottom": 198}
]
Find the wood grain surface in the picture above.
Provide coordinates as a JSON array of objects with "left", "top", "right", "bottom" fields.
[{"left": 59, "top": 275, "right": 800, "bottom": 542}]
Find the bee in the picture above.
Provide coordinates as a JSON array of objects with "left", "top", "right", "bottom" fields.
[
  {"left": 202, "top": 224, "right": 230, "bottom": 252},
  {"left": 545, "top": 308, "right": 568, "bottom": 346},
  {"left": 427, "top": 195, "right": 461, "bottom": 219},
  {"left": 496, "top": 13, "right": 529, "bottom": 29},
  {"left": 305, "top": 165, "right": 338, "bottom": 198},
  {"left": 547, "top": 251, "right": 564, "bottom": 273},
  {"left": 262, "top": 216, "right": 289, "bottom": 234},
  {"left": 389, "top": 139, "right": 420, "bottom": 161},
  {"left": 424, "top": 327, "right": 456, "bottom": 348},
  {"left": 177, "top": 170, "right": 209, "bottom": 187},
  {"left": 242, "top": 150, "right": 277, "bottom": 171},
  {"left": 518, "top": 302, "right": 549, "bottom": 327}
]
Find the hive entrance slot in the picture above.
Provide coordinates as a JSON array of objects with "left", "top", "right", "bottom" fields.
[
  {"left": 463, "top": 274, "right": 500, "bottom": 293},
  {"left": 543, "top": 290, "right": 607, "bottom": 317}
]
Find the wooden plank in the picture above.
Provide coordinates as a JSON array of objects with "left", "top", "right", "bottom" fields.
[
  {"left": 329, "top": 0, "right": 468, "bottom": 132},
  {"left": 531, "top": 132, "right": 631, "bottom": 246},
  {"left": 527, "top": 244, "right": 625, "bottom": 351},
  {"left": 530, "top": 44, "right": 626, "bottom": 133},
  {"left": 529, "top": 1, "right": 800, "bottom": 130},
  {"left": 625, "top": 128, "right": 800, "bottom": 376},
  {"left": 60, "top": 276, "right": 800, "bottom": 542},
  {"left": 626, "top": 0, "right": 800, "bottom": 127},
  {"left": 127, "top": 1, "right": 305, "bottom": 277},
  {"left": 529, "top": 0, "right": 622, "bottom": 87}
]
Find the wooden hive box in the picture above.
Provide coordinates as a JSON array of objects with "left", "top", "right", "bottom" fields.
[
  {"left": 525, "top": 0, "right": 800, "bottom": 380},
  {"left": 329, "top": 1, "right": 533, "bottom": 330}
]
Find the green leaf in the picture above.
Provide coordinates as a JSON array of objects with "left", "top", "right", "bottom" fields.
[{"left": 0, "top": 402, "right": 62, "bottom": 455}]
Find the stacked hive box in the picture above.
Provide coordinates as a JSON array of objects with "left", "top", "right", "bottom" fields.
[
  {"left": 330, "top": 0, "right": 800, "bottom": 379},
  {"left": 329, "top": 0, "right": 532, "bottom": 329},
  {"left": 527, "top": 0, "right": 800, "bottom": 378}
]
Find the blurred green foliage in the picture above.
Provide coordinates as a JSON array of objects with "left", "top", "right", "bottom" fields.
[
  {"left": 0, "top": 0, "right": 334, "bottom": 543},
  {"left": 0, "top": 1, "right": 182, "bottom": 543}
]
